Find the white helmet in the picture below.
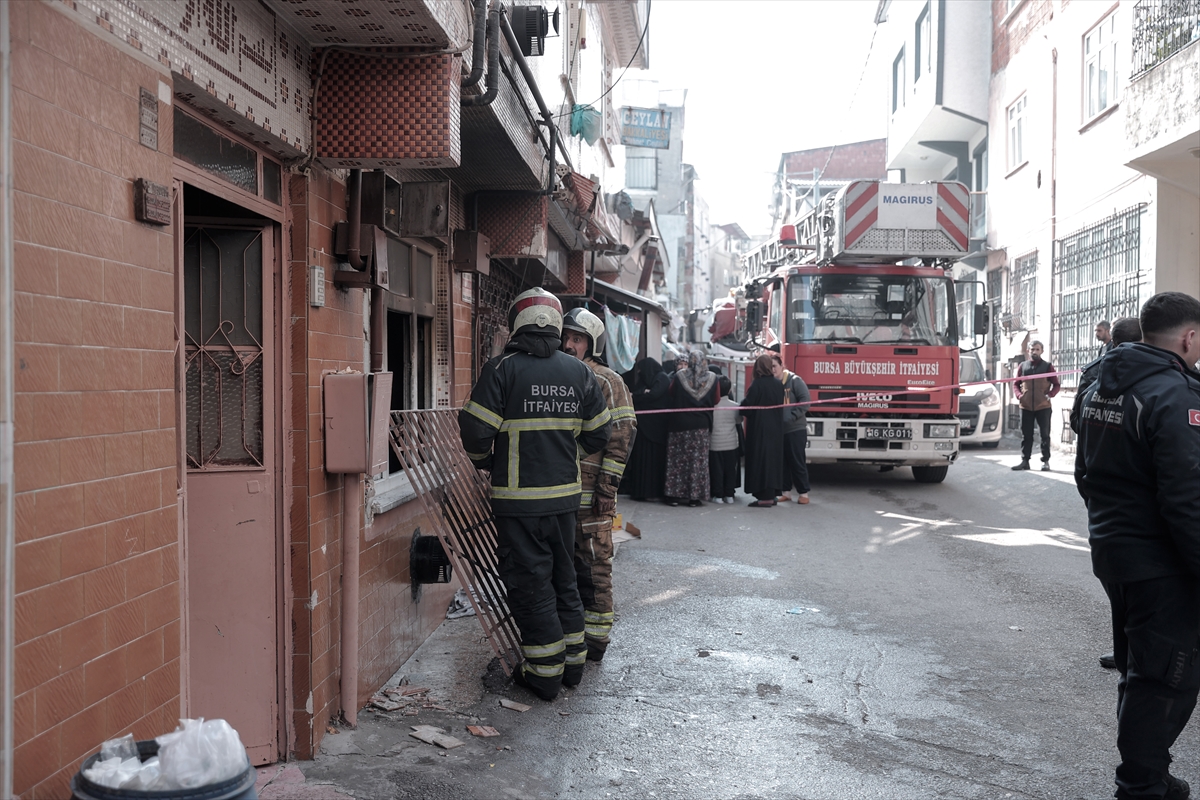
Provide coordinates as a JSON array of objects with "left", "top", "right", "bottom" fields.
[
  {"left": 562, "top": 307, "right": 607, "bottom": 360},
  {"left": 508, "top": 287, "right": 563, "bottom": 335}
]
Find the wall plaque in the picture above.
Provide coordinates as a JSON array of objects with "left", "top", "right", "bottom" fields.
[{"left": 134, "top": 178, "right": 171, "bottom": 225}]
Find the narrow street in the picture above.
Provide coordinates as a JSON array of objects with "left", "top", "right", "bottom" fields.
[{"left": 287, "top": 445, "right": 1190, "bottom": 800}]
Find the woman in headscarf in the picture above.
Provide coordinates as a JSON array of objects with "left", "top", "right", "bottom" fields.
[
  {"left": 621, "top": 357, "right": 671, "bottom": 501},
  {"left": 663, "top": 350, "right": 720, "bottom": 506},
  {"left": 741, "top": 353, "right": 785, "bottom": 507}
]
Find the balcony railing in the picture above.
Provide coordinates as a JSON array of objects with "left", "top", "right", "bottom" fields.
[{"left": 1132, "top": 0, "right": 1200, "bottom": 77}]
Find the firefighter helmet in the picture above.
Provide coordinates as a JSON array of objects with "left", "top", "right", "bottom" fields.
[
  {"left": 508, "top": 287, "right": 563, "bottom": 336},
  {"left": 561, "top": 307, "right": 606, "bottom": 360}
]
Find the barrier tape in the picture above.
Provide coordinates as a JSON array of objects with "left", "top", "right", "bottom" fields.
[{"left": 629, "top": 367, "right": 1083, "bottom": 414}]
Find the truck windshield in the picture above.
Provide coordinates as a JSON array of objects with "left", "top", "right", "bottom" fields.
[{"left": 785, "top": 274, "right": 957, "bottom": 346}]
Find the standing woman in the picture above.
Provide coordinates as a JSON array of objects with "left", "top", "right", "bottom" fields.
[
  {"left": 741, "top": 354, "right": 785, "bottom": 507},
  {"left": 621, "top": 357, "right": 671, "bottom": 501},
  {"left": 663, "top": 350, "right": 720, "bottom": 507}
]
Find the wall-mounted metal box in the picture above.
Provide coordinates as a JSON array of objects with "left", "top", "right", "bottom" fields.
[
  {"left": 324, "top": 373, "right": 370, "bottom": 474},
  {"left": 324, "top": 371, "right": 394, "bottom": 475},
  {"left": 452, "top": 230, "right": 491, "bottom": 275},
  {"left": 401, "top": 181, "right": 451, "bottom": 238},
  {"left": 362, "top": 171, "right": 401, "bottom": 237}
]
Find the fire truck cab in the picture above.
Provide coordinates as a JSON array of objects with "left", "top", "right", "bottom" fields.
[{"left": 738, "top": 181, "right": 986, "bottom": 483}]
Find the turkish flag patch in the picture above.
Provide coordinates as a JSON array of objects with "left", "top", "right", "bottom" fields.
[{"left": 1190, "top": 409, "right": 1200, "bottom": 426}]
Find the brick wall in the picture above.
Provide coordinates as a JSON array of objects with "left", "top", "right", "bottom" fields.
[
  {"left": 9, "top": 4, "right": 179, "bottom": 797},
  {"left": 993, "top": 0, "right": 1056, "bottom": 74},
  {"left": 782, "top": 139, "right": 888, "bottom": 181}
]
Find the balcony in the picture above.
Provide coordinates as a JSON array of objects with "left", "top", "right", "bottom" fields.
[
  {"left": 1125, "top": 0, "right": 1200, "bottom": 197},
  {"left": 883, "top": 0, "right": 991, "bottom": 183},
  {"left": 1132, "top": 0, "right": 1200, "bottom": 76}
]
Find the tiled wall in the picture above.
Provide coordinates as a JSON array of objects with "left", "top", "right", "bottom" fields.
[
  {"left": 9, "top": 4, "right": 179, "bottom": 796},
  {"left": 357, "top": 505, "right": 454, "bottom": 707},
  {"left": 69, "top": 0, "right": 312, "bottom": 154},
  {"left": 287, "top": 168, "right": 355, "bottom": 759}
]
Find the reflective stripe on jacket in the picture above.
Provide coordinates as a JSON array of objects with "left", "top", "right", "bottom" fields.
[
  {"left": 459, "top": 347, "right": 612, "bottom": 517},
  {"left": 579, "top": 360, "right": 636, "bottom": 508}
]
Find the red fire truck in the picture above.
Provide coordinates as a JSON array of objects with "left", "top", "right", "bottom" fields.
[{"left": 725, "top": 180, "right": 986, "bottom": 483}]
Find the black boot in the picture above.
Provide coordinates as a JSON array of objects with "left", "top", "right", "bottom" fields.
[{"left": 1011, "top": 460, "right": 1030, "bottom": 471}]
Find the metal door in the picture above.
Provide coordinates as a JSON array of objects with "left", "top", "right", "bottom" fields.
[{"left": 182, "top": 224, "right": 278, "bottom": 764}]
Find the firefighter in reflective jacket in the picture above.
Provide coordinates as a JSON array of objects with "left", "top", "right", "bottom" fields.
[
  {"left": 560, "top": 308, "right": 636, "bottom": 661},
  {"left": 458, "top": 288, "right": 612, "bottom": 701}
]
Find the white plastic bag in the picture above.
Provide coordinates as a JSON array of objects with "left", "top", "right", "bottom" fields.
[
  {"left": 99, "top": 734, "right": 138, "bottom": 762},
  {"left": 81, "top": 755, "right": 143, "bottom": 789},
  {"left": 155, "top": 718, "right": 248, "bottom": 789}
]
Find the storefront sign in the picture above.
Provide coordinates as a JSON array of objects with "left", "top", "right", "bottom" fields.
[{"left": 619, "top": 107, "right": 671, "bottom": 149}]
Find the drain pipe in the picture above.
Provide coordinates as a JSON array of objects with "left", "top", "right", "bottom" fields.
[
  {"left": 341, "top": 166, "right": 367, "bottom": 728},
  {"left": 346, "top": 169, "right": 363, "bottom": 270},
  {"left": 461, "top": 12, "right": 500, "bottom": 107},
  {"left": 461, "top": 0, "right": 489, "bottom": 90},
  {"left": 340, "top": 472, "right": 361, "bottom": 727},
  {"left": 0, "top": 3, "right": 15, "bottom": 794},
  {"left": 499, "top": 6, "right": 574, "bottom": 175}
]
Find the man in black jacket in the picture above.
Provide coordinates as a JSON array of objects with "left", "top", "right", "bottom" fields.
[
  {"left": 459, "top": 288, "right": 612, "bottom": 701},
  {"left": 1075, "top": 291, "right": 1200, "bottom": 800}
]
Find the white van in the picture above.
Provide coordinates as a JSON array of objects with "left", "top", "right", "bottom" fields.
[{"left": 957, "top": 352, "right": 1002, "bottom": 447}]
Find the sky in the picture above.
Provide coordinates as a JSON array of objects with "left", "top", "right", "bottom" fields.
[{"left": 618, "top": 0, "right": 890, "bottom": 236}]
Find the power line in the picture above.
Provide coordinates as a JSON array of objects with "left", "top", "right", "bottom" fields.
[{"left": 556, "top": 0, "right": 651, "bottom": 120}]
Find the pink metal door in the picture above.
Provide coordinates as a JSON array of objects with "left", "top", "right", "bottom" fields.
[{"left": 182, "top": 224, "right": 279, "bottom": 764}]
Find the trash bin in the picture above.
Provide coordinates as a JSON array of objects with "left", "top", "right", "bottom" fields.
[{"left": 70, "top": 739, "right": 258, "bottom": 800}]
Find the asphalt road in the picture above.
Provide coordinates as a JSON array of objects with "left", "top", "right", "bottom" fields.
[{"left": 302, "top": 447, "right": 1198, "bottom": 800}]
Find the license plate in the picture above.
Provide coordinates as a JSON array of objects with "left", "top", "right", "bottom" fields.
[{"left": 863, "top": 427, "right": 912, "bottom": 440}]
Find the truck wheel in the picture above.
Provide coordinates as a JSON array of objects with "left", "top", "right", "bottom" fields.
[{"left": 912, "top": 465, "right": 949, "bottom": 483}]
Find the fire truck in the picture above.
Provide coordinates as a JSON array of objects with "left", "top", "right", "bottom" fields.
[{"left": 724, "top": 180, "right": 986, "bottom": 483}]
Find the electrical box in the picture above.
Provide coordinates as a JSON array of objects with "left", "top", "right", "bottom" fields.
[
  {"left": 323, "top": 373, "right": 370, "bottom": 474},
  {"left": 361, "top": 172, "right": 402, "bottom": 236},
  {"left": 452, "top": 230, "right": 491, "bottom": 275},
  {"left": 401, "top": 181, "right": 451, "bottom": 238},
  {"left": 332, "top": 225, "right": 390, "bottom": 291}
]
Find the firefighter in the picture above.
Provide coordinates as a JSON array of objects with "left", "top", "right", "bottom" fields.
[
  {"left": 560, "top": 308, "right": 636, "bottom": 661},
  {"left": 458, "top": 288, "right": 612, "bottom": 701}
]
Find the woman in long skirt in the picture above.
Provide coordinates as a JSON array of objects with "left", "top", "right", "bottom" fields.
[
  {"left": 663, "top": 351, "right": 719, "bottom": 507},
  {"left": 741, "top": 354, "right": 785, "bottom": 507},
  {"left": 621, "top": 357, "right": 671, "bottom": 501}
]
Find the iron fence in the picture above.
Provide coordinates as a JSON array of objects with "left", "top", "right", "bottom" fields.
[
  {"left": 1132, "top": 0, "right": 1200, "bottom": 76},
  {"left": 1051, "top": 204, "right": 1145, "bottom": 388},
  {"left": 388, "top": 408, "right": 522, "bottom": 676}
]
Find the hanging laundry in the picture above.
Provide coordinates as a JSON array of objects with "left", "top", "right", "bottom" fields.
[{"left": 604, "top": 308, "right": 641, "bottom": 374}]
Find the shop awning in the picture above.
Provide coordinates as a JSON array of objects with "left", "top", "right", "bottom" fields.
[{"left": 587, "top": 277, "right": 668, "bottom": 320}]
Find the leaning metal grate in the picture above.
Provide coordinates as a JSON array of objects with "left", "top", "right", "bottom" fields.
[{"left": 388, "top": 408, "right": 522, "bottom": 676}]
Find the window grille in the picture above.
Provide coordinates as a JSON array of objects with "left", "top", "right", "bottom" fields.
[
  {"left": 1051, "top": 204, "right": 1145, "bottom": 388},
  {"left": 475, "top": 265, "right": 523, "bottom": 374},
  {"left": 1010, "top": 251, "right": 1037, "bottom": 331}
]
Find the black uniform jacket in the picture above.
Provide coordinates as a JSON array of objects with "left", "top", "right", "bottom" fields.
[
  {"left": 459, "top": 333, "right": 612, "bottom": 518},
  {"left": 1075, "top": 342, "right": 1200, "bottom": 582}
]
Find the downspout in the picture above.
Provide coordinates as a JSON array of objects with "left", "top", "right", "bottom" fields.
[
  {"left": 346, "top": 168, "right": 363, "bottom": 270},
  {"left": 0, "top": 3, "right": 13, "bottom": 795},
  {"left": 499, "top": 6, "right": 574, "bottom": 175},
  {"left": 340, "top": 473, "right": 361, "bottom": 727},
  {"left": 1050, "top": 47, "right": 1058, "bottom": 246},
  {"left": 342, "top": 165, "right": 365, "bottom": 727},
  {"left": 461, "top": 0, "right": 489, "bottom": 90},
  {"left": 461, "top": 12, "right": 500, "bottom": 107}
]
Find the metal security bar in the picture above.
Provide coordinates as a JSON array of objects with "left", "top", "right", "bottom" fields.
[
  {"left": 1051, "top": 204, "right": 1145, "bottom": 388},
  {"left": 1132, "top": 0, "right": 1200, "bottom": 76},
  {"left": 475, "top": 266, "right": 522, "bottom": 375},
  {"left": 388, "top": 409, "right": 522, "bottom": 676}
]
